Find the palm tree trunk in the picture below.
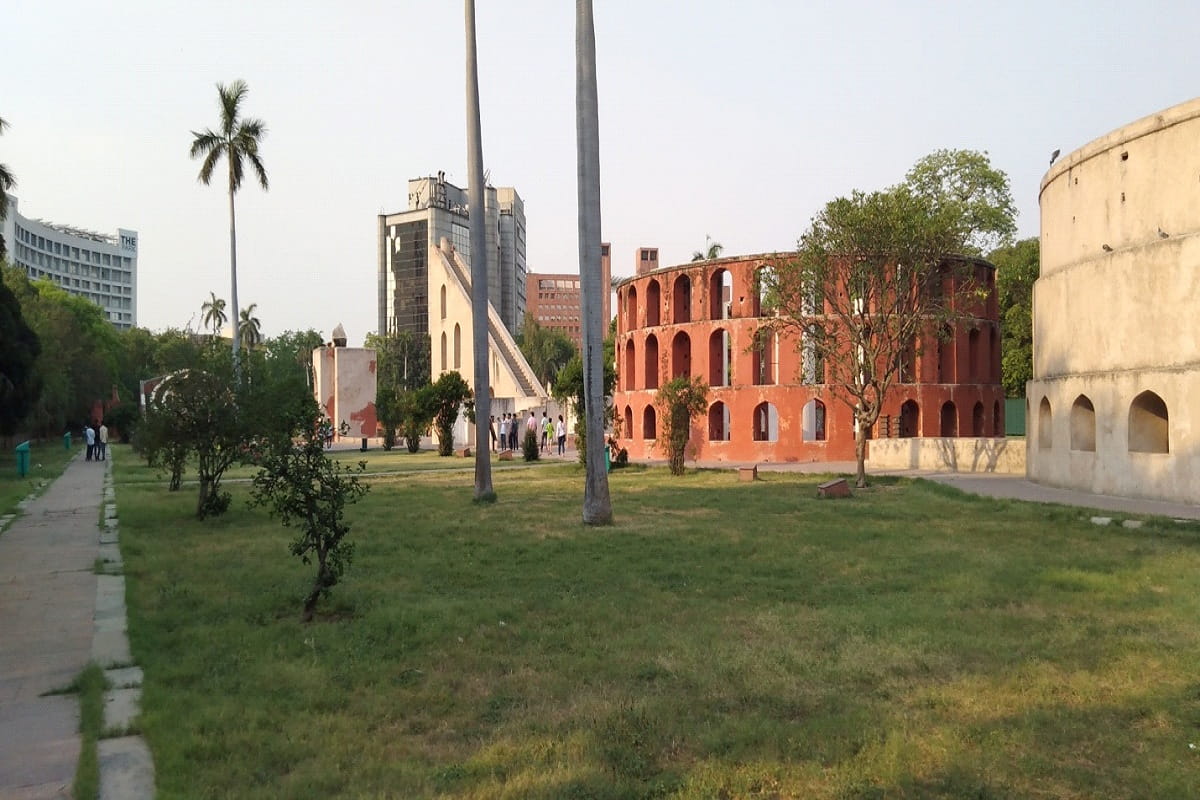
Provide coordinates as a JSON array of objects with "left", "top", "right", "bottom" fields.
[
  {"left": 228, "top": 176, "right": 241, "bottom": 384},
  {"left": 576, "top": 0, "right": 612, "bottom": 524},
  {"left": 465, "top": 0, "right": 494, "bottom": 500}
]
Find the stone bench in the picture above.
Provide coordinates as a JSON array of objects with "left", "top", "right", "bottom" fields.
[
  {"left": 738, "top": 465, "right": 758, "bottom": 482},
  {"left": 817, "top": 478, "right": 850, "bottom": 498},
  {"left": 498, "top": 450, "right": 514, "bottom": 461},
  {"left": 456, "top": 447, "right": 472, "bottom": 458}
]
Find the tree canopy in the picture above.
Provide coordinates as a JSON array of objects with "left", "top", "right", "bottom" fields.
[
  {"left": 0, "top": 276, "right": 40, "bottom": 437},
  {"left": 904, "top": 149, "right": 1017, "bottom": 256},
  {"left": 516, "top": 314, "right": 577, "bottom": 389},
  {"left": 989, "top": 237, "right": 1038, "bottom": 397}
]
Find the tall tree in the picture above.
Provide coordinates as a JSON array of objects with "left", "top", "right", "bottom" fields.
[
  {"left": 200, "top": 292, "right": 228, "bottom": 337},
  {"left": 904, "top": 149, "right": 1016, "bottom": 255},
  {"left": 516, "top": 314, "right": 577, "bottom": 388},
  {"left": 767, "top": 185, "right": 980, "bottom": 488},
  {"left": 691, "top": 236, "right": 724, "bottom": 262},
  {"left": 238, "top": 303, "right": 263, "bottom": 350},
  {"left": 576, "top": 0, "right": 612, "bottom": 524},
  {"left": 0, "top": 278, "right": 40, "bottom": 437},
  {"left": 989, "top": 237, "right": 1038, "bottom": 397},
  {"left": 464, "top": 0, "right": 494, "bottom": 501},
  {"left": 0, "top": 116, "right": 15, "bottom": 261},
  {"left": 190, "top": 80, "right": 269, "bottom": 382}
]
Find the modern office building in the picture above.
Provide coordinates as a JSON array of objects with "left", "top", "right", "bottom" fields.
[
  {"left": 524, "top": 243, "right": 611, "bottom": 350},
  {"left": 3, "top": 196, "right": 138, "bottom": 329},
  {"left": 378, "top": 173, "right": 526, "bottom": 340}
]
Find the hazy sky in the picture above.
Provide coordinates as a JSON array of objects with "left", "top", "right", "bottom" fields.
[{"left": 5, "top": 1, "right": 1198, "bottom": 344}]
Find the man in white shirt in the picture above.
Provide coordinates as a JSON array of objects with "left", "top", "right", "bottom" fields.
[
  {"left": 98, "top": 422, "right": 109, "bottom": 461},
  {"left": 84, "top": 424, "right": 96, "bottom": 461}
]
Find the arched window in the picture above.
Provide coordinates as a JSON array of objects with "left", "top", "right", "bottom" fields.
[
  {"left": 988, "top": 326, "right": 998, "bottom": 381},
  {"left": 643, "top": 406, "right": 657, "bottom": 440},
  {"left": 1128, "top": 391, "right": 1168, "bottom": 453},
  {"left": 440, "top": 332, "right": 447, "bottom": 371},
  {"left": 972, "top": 401, "right": 984, "bottom": 436},
  {"left": 708, "top": 329, "right": 730, "bottom": 386},
  {"left": 624, "top": 340, "right": 636, "bottom": 392},
  {"left": 440, "top": 284, "right": 447, "bottom": 320},
  {"left": 753, "top": 329, "right": 776, "bottom": 385},
  {"left": 645, "top": 279, "right": 661, "bottom": 326},
  {"left": 1038, "top": 397, "right": 1052, "bottom": 450},
  {"left": 644, "top": 334, "right": 659, "bottom": 390},
  {"left": 1070, "top": 395, "right": 1096, "bottom": 452},
  {"left": 626, "top": 285, "right": 639, "bottom": 329},
  {"left": 968, "top": 329, "right": 981, "bottom": 380},
  {"left": 802, "top": 399, "right": 826, "bottom": 441},
  {"left": 623, "top": 405, "right": 633, "bottom": 440},
  {"left": 993, "top": 400, "right": 1002, "bottom": 436},
  {"left": 752, "top": 402, "right": 779, "bottom": 442},
  {"left": 709, "top": 268, "right": 732, "bottom": 320},
  {"left": 672, "top": 274, "right": 691, "bottom": 324},
  {"left": 671, "top": 331, "right": 691, "bottom": 379},
  {"left": 708, "top": 402, "right": 730, "bottom": 441},
  {"left": 940, "top": 401, "right": 958, "bottom": 437},
  {"left": 453, "top": 324, "right": 461, "bottom": 369},
  {"left": 899, "top": 400, "right": 919, "bottom": 438},
  {"left": 752, "top": 265, "right": 775, "bottom": 317},
  {"left": 938, "top": 325, "right": 955, "bottom": 382}
]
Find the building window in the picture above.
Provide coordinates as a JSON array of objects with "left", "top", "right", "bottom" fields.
[
  {"left": 802, "top": 399, "right": 826, "bottom": 441},
  {"left": 643, "top": 406, "right": 657, "bottom": 439},
  {"left": 1070, "top": 395, "right": 1096, "bottom": 452},
  {"left": 708, "top": 402, "right": 730, "bottom": 441},
  {"left": 670, "top": 331, "right": 691, "bottom": 379},
  {"left": 645, "top": 279, "right": 661, "bottom": 326},
  {"left": 453, "top": 323, "right": 461, "bottom": 369},
  {"left": 900, "top": 400, "right": 919, "bottom": 438},
  {"left": 942, "top": 401, "right": 959, "bottom": 438},
  {"left": 440, "top": 332, "right": 447, "bottom": 371},
  {"left": 1128, "top": 391, "right": 1168, "bottom": 453},
  {"left": 644, "top": 334, "right": 659, "bottom": 390},
  {"left": 1037, "top": 397, "right": 1052, "bottom": 449},
  {"left": 972, "top": 401, "right": 985, "bottom": 436},
  {"left": 440, "top": 285, "right": 447, "bottom": 320},
  {"left": 753, "top": 402, "right": 779, "bottom": 442}
]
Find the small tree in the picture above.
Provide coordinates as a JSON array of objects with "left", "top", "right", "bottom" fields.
[
  {"left": 400, "top": 386, "right": 435, "bottom": 453},
  {"left": 655, "top": 376, "right": 708, "bottom": 475},
  {"left": 430, "top": 371, "right": 472, "bottom": 456},
  {"left": 250, "top": 412, "right": 369, "bottom": 622},
  {"left": 522, "top": 429, "right": 540, "bottom": 461},
  {"left": 377, "top": 385, "right": 400, "bottom": 450},
  {"left": 135, "top": 387, "right": 190, "bottom": 491}
]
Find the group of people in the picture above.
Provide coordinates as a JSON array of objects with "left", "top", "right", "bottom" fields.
[
  {"left": 83, "top": 421, "right": 109, "bottom": 462},
  {"left": 490, "top": 411, "right": 567, "bottom": 456}
]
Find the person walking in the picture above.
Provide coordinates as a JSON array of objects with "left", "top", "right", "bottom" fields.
[
  {"left": 84, "top": 423, "right": 95, "bottom": 461},
  {"left": 499, "top": 414, "right": 509, "bottom": 452},
  {"left": 488, "top": 415, "right": 497, "bottom": 452},
  {"left": 540, "top": 411, "right": 550, "bottom": 453},
  {"left": 556, "top": 415, "right": 566, "bottom": 455},
  {"left": 509, "top": 414, "right": 519, "bottom": 451},
  {"left": 98, "top": 421, "right": 109, "bottom": 461}
]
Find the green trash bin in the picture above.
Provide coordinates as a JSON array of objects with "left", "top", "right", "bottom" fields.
[
  {"left": 15, "top": 441, "right": 31, "bottom": 478},
  {"left": 64, "top": 431, "right": 72, "bottom": 450}
]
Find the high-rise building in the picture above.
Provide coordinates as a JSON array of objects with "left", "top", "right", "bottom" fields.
[
  {"left": 524, "top": 243, "right": 610, "bottom": 351},
  {"left": 3, "top": 196, "right": 138, "bottom": 329},
  {"left": 378, "top": 173, "right": 526, "bottom": 339}
]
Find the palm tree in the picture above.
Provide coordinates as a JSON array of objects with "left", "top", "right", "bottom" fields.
[
  {"left": 576, "top": 0, "right": 613, "bottom": 524},
  {"left": 691, "top": 235, "right": 723, "bottom": 262},
  {"left": 238, "top": 303, "right": 262, "bottom": 350},
  {"left": 465, "top": 0, "right": 494, "bottom": 501},
  {"left": 0, "top": 116, "right": 16, "bottom": 260},
  {"left": 200, "top": 292, "right": 228, "bottom": 337},
  {"left": 189, "top": 81, "right": 268, "bottom": 382}
]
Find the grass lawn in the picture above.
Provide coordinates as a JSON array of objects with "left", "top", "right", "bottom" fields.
[
  {"left": 0, "top": 438, "right": 80, "bottom": 519},
  {"left": 112, "top": 446, "right": 1200, "bottom": 799},
  {"left": 112, "top": 443, "right": 557, "bottom": 485}
]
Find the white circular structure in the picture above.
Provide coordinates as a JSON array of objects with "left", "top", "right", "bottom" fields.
[{"left": 1028, "top": 97, "right": 1200, "bottom": 504}]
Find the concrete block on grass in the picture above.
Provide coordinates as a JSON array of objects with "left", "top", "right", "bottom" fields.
[
  {"left": 817, "top": 478, "right": 851, "bottom": 499},
  {"left": 98, "top": 736, "right": 155, "bottom": 800}
]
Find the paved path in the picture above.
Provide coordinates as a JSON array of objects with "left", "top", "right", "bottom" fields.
[{"left": 0, "top": 453, "right": 103, "bottom": 799}]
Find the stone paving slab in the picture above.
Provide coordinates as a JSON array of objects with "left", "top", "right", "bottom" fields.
[
  {"left": 0, "top": 694, "right": 78, "bottom": 799},
  {"left": 91, "top": 631, "right": 132, "bottom": 669},
  {"left": 98, "top": 737, "right": 154, "bottom": 800},
  {"left": 104, "top": 667, "right": 143, "bottom": 689},
  {"left": 102, "top": 688, "right": 140, "bottom": 733}
]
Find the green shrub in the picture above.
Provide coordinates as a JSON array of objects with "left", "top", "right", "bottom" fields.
[{"left": 522, "top": 430, "right": 540, "bottom": 462}]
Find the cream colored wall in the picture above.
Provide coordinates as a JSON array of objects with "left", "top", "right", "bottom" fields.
[
  {"left": 1031, "top": 96, "right": 1200, "bottom": 505},
  {"left": 428, "top": 242, "right": 545, "bottom": 411},
  {"left": 869, "top": 437, "right": 1025, "bottom": 474}
]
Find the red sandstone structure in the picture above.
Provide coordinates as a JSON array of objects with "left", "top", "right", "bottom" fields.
[
  {"left": 524, "top": 243, "right": 611, "bottom": 349},
  {"left": 613, "top": 252, "right": 1004, "bottom": 463}
]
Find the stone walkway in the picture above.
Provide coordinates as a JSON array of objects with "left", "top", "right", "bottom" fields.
[
  {"left": 0, "top": 453, "right": 103, "bottom": 799},
  {"left": 0, "top": 454, "right": 154, "bottom": 800}
]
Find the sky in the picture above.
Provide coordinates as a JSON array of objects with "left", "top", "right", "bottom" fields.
[{"left": 5, "top": 1, "right": 1199, "bottom": 345}]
